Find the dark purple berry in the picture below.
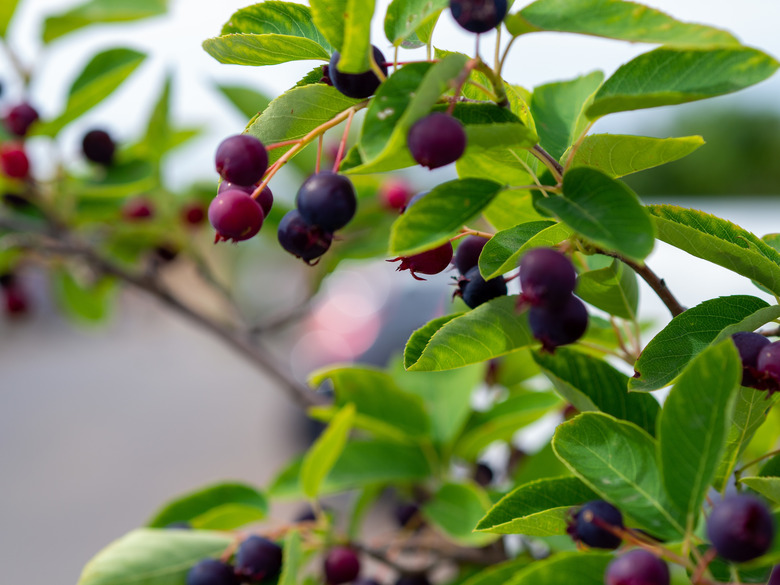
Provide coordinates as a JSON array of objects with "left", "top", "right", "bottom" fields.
[
  {"left": 474, "top": 462, "right": 494, "bottom": 487},
  {"left": 757, "top": 341, "right": 780, "bottom": 387},
  {"left": 4, "top": 103, "right": 39, "bottom": 136},
  {"left": 328, "top": 45, "right": 388, "bottom": 99},
  {"left": 209, "top": 189, "right": 264, "bottom": 243},
  {"left": 519, "top": 248, "right": 576, "bottom": 307},
  {"left": 407, "top": 113, "right": 466, "bottom": 169},
  {"left": 568, "top": 500, "right": 623, "bottom": 549},
  {"left": 296, "top": 172, "right": 357, "bottom": 232},
  {"left": 235, "top": 536, "right": 283, "bottom": 581},
  {"left": 449, "top": 0, "right": 508, "bottom": 34},
  {"left": 186, "top": 559, "right": 239, "bottom": 585},
  {"left": 215, "top": 135, "right": 268, "bottom": 187},
  {"left": 0, "top": 143, "right": 30, "bottom": 178},
  {"left": 218, "top": 181, "right": 273, "bottom": 217},
  {"left": 82, "top": 129, "right": 116, "bottom": 165},
  {"left": 454, "top": 236, "right": 488, "bottom": 275},
  {"left": 389, "top": 242, "right": 454, "bottom": 281},
  {"left": 706, "top": 494, "right": 774, "bottom": 562},
  {"left": 732, "top": 332, "right": 771, "bottom": 387},
  {"left": 277, "top": 210, "right": 333, "bottom": 264},
  {"left": 395, "top": 575, "right": 430, "bottom": 585},
  {"left": 122, "top": 197, "right": 155, "bottom": 221},
  {"left": 457, "top": 266, "right": 507, "bottom": 309},
  {"left": 394, "top": 502, "right": 421, "bottom": 529},
  {"left": 528, "top": 295, "right": 588, "bottom": 351},
  {"left": 323, "top": 547, "right": 360, "bottom": 585},
  {"left": 605, "top": 549, "right": 669, "bottom": 585}
]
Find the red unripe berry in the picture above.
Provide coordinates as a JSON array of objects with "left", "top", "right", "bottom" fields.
[
  {"left": 122, "top": 197, "right": 155, "bottom": 221},
  {"left": 4, "top": 103, "right": 39, "bottom": 136},
  {"left": 407, "top": 113, "right": 466, "bottom": 169},
  {"left": 389, "top": 242, "right": 454, "bottom": 280},
  {"left": 4, "top": 286, "right": 29, "bottom": 317},
  {"left": 379, "top": 179, "right": 413, "bottom": 211},
  {"left": 0, "top": 143, "right": 30, "bottom": 178},
  {"left": 219, "top": 181, "right": 273, "bottom": 217},
  {"left": 215, "top": 134, "right": 268, "bottom": 186},
  {"left": 181, "top": 202, "right": 207, "bottom": 226},
  {"left": 605, "top": 549, "right": 670, "bottom": 585},
  {"left": 324, "top": 547, "right": 360, "bottom": 585},
  {"left": 209, "top": 189, "right": 264, "bottom": 243}
]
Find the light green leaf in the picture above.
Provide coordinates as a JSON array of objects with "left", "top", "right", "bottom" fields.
[
  {"left": 423, "top": 483, "right": 498, "bottom": 546},
  {"left": 587, "top": 47, "right": 780, "bottom": 118},
  {"left": 385, "top": 0, "right": 448, "bottom": 46},
  {"left": 456, "top": 150, "right": 534, "bottom": 188},
  {"left": 221, "top": 1, "right": 332, "bottom": 50},
  {"left": 479, "top": 221, "right": 571, "bottom": 280},
  {"left": 404, "top": 314, "right": 462, "bottom": 371},
  {"left": 458, "top": 558, "right": 533, "bottom": 585},
  {"left": 482, "top": 191, "right": 547, "bottom": 231},
  {"left": 217, "top": 84, "right": 272, "bottom": 119},
  {"left": 301, "top": 403, "right": 356, "bottom": 499},
  {"left": 505, "top": 552, "right": 612, "bottom": 585},
  {"left": 53, "top": 271, "right": 116, "bottom": 324},
  {"left": 310, "top": 0, "right": 346, "bottom": 51},
  {"left": 203, "top": 34, "right": 330, "bottom": 67},
  {"left": 741, "top": 477, "right": 780, "bottom": 505},
  {"left": 335, "top": 0, "right": 376, "bottom": 74},
  {"left": 575, "top": 258, "right": 638, "bottom": 320},
  {"left": 43, "top": 0, "right": 166, "bottom": 43},
  {"left": 278, "top": 531, "right": 303, "bottom": 585},
  {"left": 0, "top": 0, "right": 20, "bottom": 38},
  {"left": 75, "top": 160, "right": 156, "bottom": 199}
]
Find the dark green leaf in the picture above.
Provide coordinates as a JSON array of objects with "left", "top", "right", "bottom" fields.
[
  {"left": 505, "top": 552, "right": 611, "bottom": 585},
  {"left": 575, "top": 258, "right": 638, "bottom": 320},
  {"left": 43, "top": 0, "right": 166, "bottom": 44},
  {"left": 385, "top": 0, "right": 448, "bottom": 45},
  {"left": 479, "top": 221, "right": 570, "bottom": 280},
  {"left": 404, "top": 314, "right": 462, "bottom": 370},
  {"left": 217, "top": 85, "right": 272, "bottom": 119},
  {"left": 482, "top": 191, "right": 547, "bottom": 232},
  {"left": 221, "top": 1, "right": 332, "bottom": 51},
  {"left": 203, "top": 34, "right": 330, "bottom": 67},
  {"left": 423, "top": 482, "right": 498, "bottom": 546},
  {"left": 301, "top": 403, "right": 355, "bottom": 499}
]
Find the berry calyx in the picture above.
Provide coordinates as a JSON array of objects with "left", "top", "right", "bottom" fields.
[
  {"left": 456, "top": 266, "right": 508, "bottom": 309},
  {"left": 296, "top": 172, "right": 357, "bottom": 232},
  {"left": 215, "top": 135, "right": 268, "bottom": 187},
  {"left": 82, "top": 129, "right": 116, "bottom": 166},
  {"left": 4, "top": 102, "right": 39, "bottom": 137},
  {"left": 323, "top": 547, "right": 360, "bottom": 585},
  {"left": 706, "top": 494, "right": 774, "bottom": 562},
  {"left": 567, "top": 500, "right": 623, "bottom": 549},
  {"left": 277, "top": 210, "right": 333, "bottom": 264},
  {"left": 122, "top": 197, "right": 155, "bottom": 221},
  {"left": 389, "top": 242, "right": 453, "bottom": 281},
  {"left": 605, "top": 549, "right": 670, "bottom": 585},
  {"left": 528, "top": 295, "right": 588, "bottom": 351},
  {"left": 379, "top": 179, "right": 413, "bottom": 211},
  {"left": 757, "top": 341, "right": 780, "bottom": 389},
  {"left": 209, "top": 189, "right": 264, "bottom": 243},
  {"left": 731, "top": 332, "right": 771, "bottom": 388},
  {"left": 449, "top": 0, "right": 509, "bottom": 34},
  {"left": 0, "top": 143, "right": 30, "bottom": 178},
  {"left": 235, "top": 536, "right": 283, "bottom": 582},
  {"left": 407, "top": 113, "right": 466, "bottom": 169},
  {"left": 219, "top": 181, "right": 274, "bottom": 217},
  {"left": 519, "top": 248, "right": 576, "bottom": 308},
  {"left": 328, "top": 45, "right": 388, "bottom": 99},
  {"left": 454, "top": 236, "right": 488, "bottom": 275},
  {"left": 186, "top": 559, "right": 239, "bottom": 585}
]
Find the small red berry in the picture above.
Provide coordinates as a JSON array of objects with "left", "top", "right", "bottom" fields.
[
  {"left": 209, "top": 189, "right": 264, "bottom": 243},
  {"left": 122, "top": 197, "right": 155, "bottom": 221},
  {"left": 3, "top": 285, "right": 29, "bottom": 317},
  {"left": 181, "top": 202, "right": 207, "bottom": 226},
  {"left": 4, "top": 103, "right": 39, "bottom": 137},
  {"left": 0, "top": 143, "right": 30, "bottom": 178},
  {"left": 389, "top": 242, "right": 454, "bottom": 280},
  {"left": 379, "top": 179, "right": 413, "bottom": 211},
  {"left": 218, "top": 181, "right": 273, "bottom": 217}
]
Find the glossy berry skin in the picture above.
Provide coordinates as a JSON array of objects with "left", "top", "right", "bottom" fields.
[
  {"left": 458, "top": 266, "right": 507, "bottom": 309},
  {"left": 323, "top": 547, "right": 360, "bottom": 585},
  {"left": 296, "top": 172, "right": 357, "bottom": 232},
  {"left": 757, "top": 341, "right": 780, "bottom": 386},
  {"left": 4, "top": 103, "right": 39, "bottom": 136},
  {"left": 0, "top": 144, "right": 30, "bottom": 178},
  {"left": 122, "top": 197, "right": 155, "bottom": 221},
  {"left": 235, "top": 536, "right": 283, "bottom": 581},
  {"left": 605, "top": 550, "right": 670, "bottom": 585},
  {"left": 328, "top": 45, "right": 388, "bottom": 99},
  {"left": 82, "top": 129, "right": 116, "bottom": 165},
  {"left": 454, "top": 236, "right": 487, "bottom": 275},
  {"left": 568, "top": 500, "right": 623, "bottom": 550},
  {"left": 219, "top": 181, "right": 273, "bottom": 217},
  {"left": 519, "top": 248, "right": 576, "bottom": 307},
  {"left": 379, "top": 179, "right": 412, "bottom": 211},
  {"left": 450, "top": 0, "right": 508, "bottom": 34},
  {"left": 215, "top": 134, "right": 268, "bottom": 186},
  {"left": 277, "top": 210, "right": 333, "bottom": 264},
  {"left": 528, "top": 295, "right": 588, "bottom": 352},
  {"left": 706, "top": 494, "right": 774, "bottom": 562},
  {"left": 390, "top": 242, "right": 453, "bottom": 281},
  {"left": 407, "top": 113, "right": 466, "bottom": 169},
  {"left": 732, "top": 332, "right": 770, "bottom": 387},
  {"left": 186, "top": 559, "right": 239, "bottom": 585},
  {"left": 209, "top": 190, "right": 264, "bottom": 243}
]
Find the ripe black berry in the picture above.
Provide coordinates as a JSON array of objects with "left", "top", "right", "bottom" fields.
[
  {"left": 277, "top": 210, "right": 333, "bottom": 264},
  {"left": 208, "top": 189, "right": 264, "bottom": 242},
  {"left": 296, "top": 172, "right": 357, "bottom": 232},
  {"left": 328, "top": 45, "right": 388, "bottom": 99},
  {"left": 395, "top": 575, "right": 430, "bottom": 585},
  {"left": 567, "top": 500, "right": 623, "bottom": 549},
  {"left": 528, "top": 295, "right": 588, "bottom": 351},
  {"left": 215, "top": 135, "right": 268, "bottom": 186},
  {"left": 389, "top": 242, "right": 453, "bottom": 280},
  {"left": 122, "top": 197, "right": 155, "bottom": 221},
  {"left": 757, "top": 341, "right": 780, "bottom": 387},
  {"left": 457, "top": 265, "right": 508, "bottom": 308},
  {"left": 82, "top": 129, "right": 116, "bottom": 165},
  {"left": 186, "top": 559, "right": 239, "bottom": 585},
  {"left": 235, "top": 536, "right": 283, "bottom": 581},
  {"left": 4, "top": 102, "right": 39, "bottom": 136},
  {"left": 0, "top": 144, "right": 30, "bottom": 178},
  {"left": 732, "top": 332, "right": 770, "bottom": 387},
  {"left": 519, "top": 248, "right": 576, "bottom": 307},
  {"left": 454, "top": 236, "right": 487, "bottom": 275},
  {"left": 323, "top": 547, "right": 360, "bottom": 585},
  {"left": 219, "top": 181, "right": 274, "bottom": 217},
  {"left": 449, "top": 0, "right": 509, "bottom": 34},
  {"left": 407, "top": 113, "right": 466, "bottom": 169},
  {"left": 706, "top": 494, "right": 774, "bottom": 562},
  {"left": 474, "top": 462, "right": 494, "bottom": 487},
  {"left": 605, "top": 550, "right": 670, "bottom": 585},
  {"left": 394, "top": 502, "right": 421, "bottom": 529}
]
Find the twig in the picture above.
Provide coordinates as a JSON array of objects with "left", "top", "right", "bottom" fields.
[{"left": 531, "top": 144, "right": 563, "bottom": 182}]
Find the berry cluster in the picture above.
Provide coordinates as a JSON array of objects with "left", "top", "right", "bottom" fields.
[
  {"left": 454, "top": 236, "right": 507, "bottom": 309},
  {"left": 187, "top": 536, "right": 282, "bottom": 585},
  {"left": 731, "top": 332, "right": 780, "bottom": 393},
  {"left": 0, "top": 102, "right": 40, "bottom": 180}
]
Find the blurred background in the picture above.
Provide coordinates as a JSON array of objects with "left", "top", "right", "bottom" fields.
[{"left": 1, "top": 1, "right": 779, "bottom": 583}]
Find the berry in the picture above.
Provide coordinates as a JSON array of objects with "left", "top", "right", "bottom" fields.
[
  {"left": 731, "top": 332, "right": 770, "bottom": 387},
  {"left": 277, "top": 210, "right": 333, "bottom": 264},
  {"left": 449, "top": 0, "right": 509, "bottom": 34},
  {"left": 296, "top": 172, "right": 357, "bottom": 232},
  {"left": 389, "top": 242, "right": 453, "bottom": 281},
  {"left": 328, "top": 45, "right": 388, "bottom": 99},
  {"left": 605, "top": 549, "right": 670, "bottom": 585},
  {"left": 379, "top": 179, "right": 413, "bottom": 211},
  {"left": 4, "top": 285, "right": 29, "bottom": 317},
  {"left": 235, "top": 536, "right": 283, "bottom": 581},
  {"left": 219, "top": 181, "right": 274, "bottom": 217},
  {"left": 186, "top": 559, "right": 239, "bottom": 585},
  {"left": 2, "top": 192, "right": 34, "bottom": 211},
  {"left": 0, "top": 143, "right": 30, "bottom": 178},
  {"left": 568, "top": 500, "right": 623, "bottom": 549},
  {"left": 4, "top": 103, "right": 39, "bottom": 136},
  {"left": 395, "top": 575, "right": 430, "bottom": 585},
  {"left": 457, "top": 266, "right": 507, "bottom": 309},
  {"left": 0, "top": 272, "right": 15, "bottom": 289},
  {"left": 528, "top": 295, "right": 588, "bottom": 351},
  {"left": 407, "top": 113, "right": 466, "bottom": 169},
  {"left": 122, "top": 197, "right": 155, "bottom": 221},
  {"left": 519, "top": 248, "right": 576, "bottom": 307},
  {"left": 209, "top": 189, "right": 264, "bottom": 243},
  {"left": 215, "top": 135, "right": 268, "bottom": 186},
  {"left": 394, "top": 502, "right": 421, "bottom": 529},
  {"left": 757, "top": 341, "right": 780, "bottom": 386},
  {"left": 323, "top": 547, "right": 360, "bottom": 585},
  {"left": 706, "top": 494, "right": 774, "bottom": 562},
  {"left": 182, "top": 202, "right": 207, "bottom": 226},
  {"left": 454, "top": 236, "right": 488, "bottom": 275},
  {"left": 474, "top": 462, "right": 494, "bottom": 487},
  {"left": 82, "top": 129, "right": 116, "bottom": 165}
]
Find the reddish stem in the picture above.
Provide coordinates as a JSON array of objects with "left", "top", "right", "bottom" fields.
[{"left": 333, "top": 108, "right": 356, "bottom": 173}]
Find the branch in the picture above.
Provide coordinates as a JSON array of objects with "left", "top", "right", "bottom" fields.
[{"left": 531, "top": 145, "right": 564, "bottom": 182}]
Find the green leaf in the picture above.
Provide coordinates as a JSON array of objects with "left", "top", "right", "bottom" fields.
[
  {"left": 658, "top": 340, "right": 741, "bottom": 531},
  {"left": 513, "top": 0, "right": 739, "bottom": 46},
  {"left": 385, "top": 0, "right": 448, "bottom": 46},
  {"left": 310, "top": 0, "right": 347, "bottom": 51},
  {"left": 575, "top": 258, "right": 638, "bottom": 320},
  {"left": 479, "top": 221, "right": 571, "bottom": 280},
  {"left": 0, "top": 0, "right": 20, "bottom": 38},
  {"left": 75, "top": 160, "right": 156, "bottom": 199},
  {"left": 458, "top": 558, "right": 533, "bottom": 585},
  {"left": 217, "top": 85, "right": 272, "bottom": 119},
  {"left": 566, "top": 134, "right": 705, "bottom": 178},
  {"left": 505, "top": 552, "right": 612, "bottom": 585},
  {"left": 538, "top": 168, "right": 654, "bottom": 261},
  {"left": 334, "top": 0, "right": 376, "bottom": 74},
  {"left": 389, "top": 178, "right": 504, "bottom": 256},
  {"left": 476, "top": 476, "right": 598, "bottom": 535},
  {"left": 404, "top": 314, "right": 462, "bottom": 370},
  {"left": 53, "top": 271, "right": 116, "bottom": 324},
  {"left": 405, "top": 296, "right": 535, "bottom": 372},
  {"left": 630, "top": 296, "right": 780, "bottom": 392},
  {"left": 530, "top": 71, "right": 604, "bottom": 160},
  {"left": 587, "top": 47, "right": 780, "bottom": 118},
  {"left": 221, "top": 1, "right": 332, "bottom": 50},
  {"left": 482, "top": 191, "right": 547, "bottom": 231},
  {"left": 278, "top": 531, "right": 303, "bottom": 585},
  {"left": 553, "top": 412, "right": 685, "bottom": 539},
  {"left": 741, "top": 477, "right": 780, "bottom": 505},
  {"left": 77, "top": 529, "right": 233, "bottom": 585},
  {"left": 301, "top": 403, "right": 355, "bottom": 499},
  {"left": 423, "top": 482, "right": 498, "bottom": 546},
  {"left": 456, "top": 150, "right": 534, "bottom": 189},
  {"left": 648, "top": 204, "right": 780, "bottom": 296},
  {"left": 203, "top": 34, "right": 330, "bottom": 67},
  {"left": 147, "top": 482, "right": 268, "bottom": 529},
  {"left": 43, "top": 0, "right": 166, "bottom": 44},
  {"left": 533, "top": 348, "right": 659, "bottom": 436}
]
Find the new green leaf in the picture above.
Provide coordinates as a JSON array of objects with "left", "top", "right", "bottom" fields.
[
  {"left": 301, "top": 403, "right": 355, "bottom": 499},
  {"left": 43, "top": 0, "right": 166, "bottom": 43},
  {"left": 221, "top": 2, "right": 332, "bottom": 50},
  {"left": 506, "top": 552, "right": 612, "bottom": 585},
  {"left": 422, "top": 483, "right": 498, "bottom": 546},
  {"left": 479, "top": 221, "right": 571, "bottom": 280},
  {"left": 385, "top": 0, "right": 448, "bottom": 46},
  {"left": 203, "top": 34, "right": 330, "bottom": 67},
  {"left": 575, "top": 257, "right": 638, "bottom": 320}
]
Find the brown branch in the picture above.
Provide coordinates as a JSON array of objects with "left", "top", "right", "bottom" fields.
[{"left": 531, "top": 144, "right": 564, "bottom": 182}]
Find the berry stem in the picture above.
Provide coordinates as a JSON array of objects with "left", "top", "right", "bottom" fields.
[
  {"left": 497, "top": 36, "right": 517, "bottom": 78},
  {"left": 733, "top": 447, "right": 780, "bottom": 479},
  {"left": 691, "top": 548, "right": 717, "bottom": 585},
  {"left": 316, "top": 134, "right": 323, "bottom": 174},
  {"left": 333, "top": 107, "right": 356, "bottom": 172},
  {"left": 474, "top": 60, "right": 510, "bottom": 109},
  {"left": 456, "top": 227, "right": 493, "bottom": 240},
  {"left": 447, "top": 59, "right": 480, "bottom": 115},
  {"left": 266, "top": 139, "right": 300, "bottom": 151},
  {"left": 494, "top": 26, "right": 502, "bottom": 72}
]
